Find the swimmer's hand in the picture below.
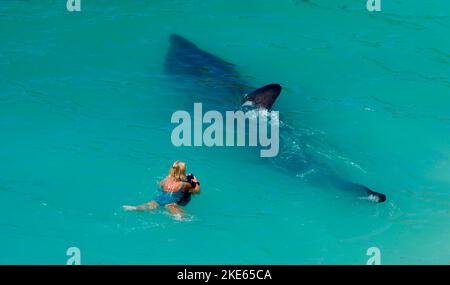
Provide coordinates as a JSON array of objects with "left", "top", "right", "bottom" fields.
[
  {"left": 186, "top": 173, "right": 200, "bottom": 187},
  {"left": 186, "top": 174, "right": 200, "bottom": 194},
  {"left": 122, "top": 205, "right": 137, "bottom": 211}
]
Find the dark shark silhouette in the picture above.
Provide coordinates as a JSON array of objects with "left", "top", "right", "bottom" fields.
[{"left": 165, "top": 34, "right": 386, "bottom": 203}]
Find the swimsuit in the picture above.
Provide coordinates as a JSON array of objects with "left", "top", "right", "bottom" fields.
[{"left": 154, "top": 180, "right": 187, "bottom": 206}]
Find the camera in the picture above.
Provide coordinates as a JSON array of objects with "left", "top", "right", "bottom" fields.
[{"left": 186, "top": 173, "right": 199, "bottom": 187}]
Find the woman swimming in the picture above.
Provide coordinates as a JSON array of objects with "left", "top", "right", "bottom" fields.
[{"left": 122, "top": 161, "right": 200, "bottom": 216}]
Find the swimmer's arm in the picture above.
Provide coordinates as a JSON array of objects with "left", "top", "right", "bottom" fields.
[
  {"left": 186, "top": 177, "right": 200, "bottom": 194},
  {"left": 191, "top": 183, "right": 200, "bottom": 194},
  {"left": 159, "top": 179, "right": 165, "bottom": 188}
]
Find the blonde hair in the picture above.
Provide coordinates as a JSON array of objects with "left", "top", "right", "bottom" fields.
[{"left": 168, "top": 161, "right": 186, "bottom": 181}]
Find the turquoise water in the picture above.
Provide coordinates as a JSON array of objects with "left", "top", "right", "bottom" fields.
[{"left": 1, "top": 0, "right": 449, "bottom": 264}]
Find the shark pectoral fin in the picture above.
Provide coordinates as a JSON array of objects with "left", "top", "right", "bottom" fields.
[{"left": 244, "top": 84, "right": 282, "bottom": 110}]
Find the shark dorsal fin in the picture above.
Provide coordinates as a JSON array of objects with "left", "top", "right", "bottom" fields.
[{"left": 244, "top": 84, "right": 282, "bottom": 110}]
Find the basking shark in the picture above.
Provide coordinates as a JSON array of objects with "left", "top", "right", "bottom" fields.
[{"left": 165, "top": 34, "right": 387, "bottom": 203}]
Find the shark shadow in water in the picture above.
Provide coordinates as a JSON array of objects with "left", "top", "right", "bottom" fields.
[{"left": 164, "top": 34, "right": 386, "bottom": 203}]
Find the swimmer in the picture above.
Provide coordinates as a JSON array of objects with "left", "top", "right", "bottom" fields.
[{"left": 122, "top": 161, "right": 200, "bottom": 217}]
